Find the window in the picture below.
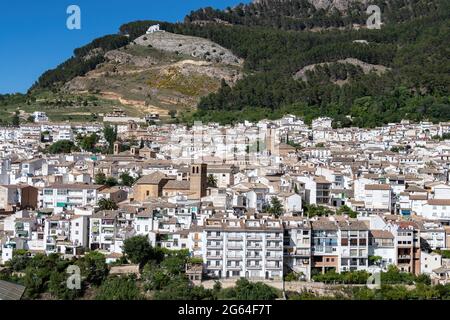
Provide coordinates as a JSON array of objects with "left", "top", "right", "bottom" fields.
[{"left": 146, "top": 191, "right": 150, "bottom": 196}]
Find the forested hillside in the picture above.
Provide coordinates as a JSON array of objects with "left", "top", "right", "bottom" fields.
[
  {"left": 31, "top": 35, "right": 131, "bottom": 90},
  {"left": 185, "top": 0, "right": 444, "bottom": 30},
  {"left": 175, "top": 0, "right": 450, "bottom": 126},
  {"left": 23, "top": 0, "right": 450, "bottom": 127}
]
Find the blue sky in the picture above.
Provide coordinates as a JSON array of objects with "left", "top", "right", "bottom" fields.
[{"left": 0, "top": 0, "right": 248, "bottom": 94}]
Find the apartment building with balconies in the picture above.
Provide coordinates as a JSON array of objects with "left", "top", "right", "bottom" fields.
[
  {"left": 41, "top": 184, "right": 104, "bottom": 213},
  {"left": 43, "top": 215, "right": 71, "bottom": 254},
  {"left": 282, "top": 216, "right": 311, "bottom": 280},
  {"left": 388, "top": 221, "right": 421, "bottom": 275},
  {"left": 311, "top": 218, "right": 339, "bottom": 274},
  {"left": 89, "top": 210, "right": 120, "bottom": 252},
  {"left": 417, "top": 221, "right": 446, "bottom": 250},
  {"left": 369, "top": 229, "right": 396, "bottom": 270},
  {"left": 202, "top": 216, "right": 283, "bottom": 280},
  {"left": 337, "top": 220, "right": 369, "bottom": 272}
]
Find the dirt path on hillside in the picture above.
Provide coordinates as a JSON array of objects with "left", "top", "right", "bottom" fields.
[{"left": 100, "top": 91, "right": 169, "bottom": 115}]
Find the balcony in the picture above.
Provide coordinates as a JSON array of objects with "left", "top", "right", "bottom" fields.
[
  {"left": 206, "top": 243, "right": 222, "bottom": 249},
  {"left": 227, "top": 255, "right": 243, "bottom": 260},
  {"left": 266, "top": 245, "right": 283, "bottom": 251},
  {"left": 312, "top": 246, "right": 335, "bottom": 254},
  {"left": 246, "top": 264, "right": 262, "bottom": 270},
  {"left": 207, "top": 255, "right": 223, "bottom": 260},
  {"left": 227, "top": 235, "right": 243, "bottom": 241},
  {"left": 295, "top": 249, "right": 310, "bottom": 256},
  {"left": 266, "top": 255, "right": 282, "bottom": 261},
  {"left": 266, "top": 234, "right": 282, "bottom": 240},
  {"left": 227, "top": 244, "right": 243, "bottom": 250},
  {"left": 247, "top": 235, "right": 263, "bottom": 241},
  {"left": 226, "top": 265, "right": 242, "bottom": 271},
  {"left": 207, "top": 234, "right": 223, "bottom": 240},
  {"left": 246, "top": 243, "right": 263, "bottom": 250},
  {"left": 398, "top": 255, "right": 411, "bottom": 260},
  {"left": 246, "top": 255, "right": 263, "bottom": 260},
  {"left": 265, "top": 264, "right": 282, "bottom": 270},
  {"left": 207, "top": 265, "right": 222, "bottom": 270},
  {"left": 102, "top": 236, "right": 114, "bottom": 243}
]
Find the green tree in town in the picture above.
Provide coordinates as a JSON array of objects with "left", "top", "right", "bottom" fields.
[
  {"left": 103, "top": 124, "right": 118, "bottom": 154},
  {"left": 79, "top": 133, "right": 99, "bottom": 152},
  {"left": 105, "top": 176, "right": 118, "bottom": 187},
  {"left": 97, "top": 198, "right": 118, "bottom": 211},
  {"left": 217, "top": 278, "right": 279, "bottom": 300},
  {"left": 369, "top": 255, "right": 383, "bottom": 266},
  {"left": 94, "top": 172, "right": 107, "bottom": 185},
  {"left": 48, "top": 270, "right": 82, "bottom": 300},
  {"left": 122, "top": 235, "right": 155, "bottom": 266},
  {"left": 142, "top": 261, "right": 171, "bottom": 291},
  {"left": 336, "top": 205, "right": 358, "bottom": 218},
  {"left": 119, "top": 172, "right": 135, "bottom": 187},
  {"left": 76, "top": 251, "right": 109, "bottom": 286},
  {"left": 266, "top": 196, "right": 284, "bottom": 218},
  {"left": 95, "top": 275, "right": 143, "bottom": 300},
  {"left": 304, "top": 204, "right": 333, "bottom": 218},
  {"left": 207, "top": 174, "right": 218, "bottom": 188},
  {"left": 47, "top": 140, "right": 79, "bottom": 154}
]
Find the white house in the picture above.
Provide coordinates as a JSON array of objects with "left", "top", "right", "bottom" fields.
[
  {"left": 421, "top": 199, "right": 450, "bottom": 222},
  {"left": 70, "top": 215, "right": 89, "bottom": 248},
  {"left": 432, "top": 183, "right": 450, "bottom": 199},
  {"left": 369, "top": 229, "right": 396, "bottom": 270},
  {"left": 32, "top": 111, "right": 49, "bottom": 123},
  {"left": 421, "top": 251, "right": 442, "bottom": 275},
  {"left": 363, "top": 184, "right": 392, "bottom": 211}
]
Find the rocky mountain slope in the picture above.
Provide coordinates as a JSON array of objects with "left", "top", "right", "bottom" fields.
[{"left": 59, "top": 31, "right": 243, "bottom": 116}]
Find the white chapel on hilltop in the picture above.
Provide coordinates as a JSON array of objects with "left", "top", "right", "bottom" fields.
[{"left": 146, "top": 24, "right": 163, "bottom": 34}]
